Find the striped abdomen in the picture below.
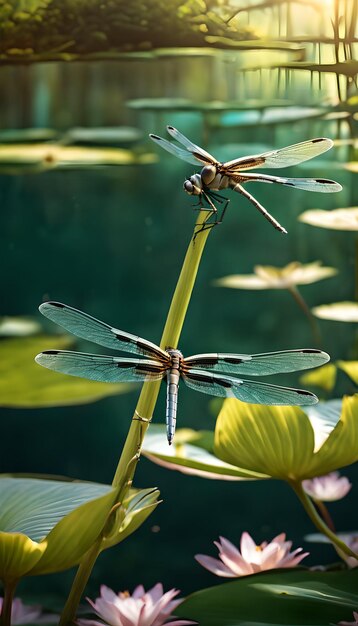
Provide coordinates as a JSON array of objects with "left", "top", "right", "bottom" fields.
[{"left": 165, "top": 350, "right": 182, "bottom": 445}]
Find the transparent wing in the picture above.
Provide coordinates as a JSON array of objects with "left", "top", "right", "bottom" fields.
[
  {"left": 237, "top": 172, "right": 342, "bottom": 193},
  {"left": 223, "top": 138, "right": 334, "bottom": 172},
  {"left": 149, "top": 126, "right": 218, "bottom": 166},
  {"left": 183, "top": 370, "right": 318, "bottom": 406},
  {"left": 166, "top": 126, "right": 218, "bottom": 165},
  {"left": 39, "top": 302, "right": 167, "bottom": 360},
  {"left": 35, "top": 350, "right": 166, "bottom": 383},
  {"left": 184, "top": 349, "right": 330, "bottom": 376}
]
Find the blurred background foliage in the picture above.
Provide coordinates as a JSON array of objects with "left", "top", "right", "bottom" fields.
[{"left": 0, "top": 0, "right": 357, "bottom": 607}]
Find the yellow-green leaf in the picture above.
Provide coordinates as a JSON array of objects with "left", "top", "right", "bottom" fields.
[
  {"left": 0, "top": 533, "right": 46, "bottom": 581},
  {"left": 337, "top": 361, "right": 358, "bottom": 385},
  {"left": 142, "top": 425, "right": 269, "bottom": 480},
  {"left": 0, "top": 476, "right": 118, "bottom": 581},
  {"left": 0, "top": 336, "right": 132, "bottom": 407},
  {"left": 101, "top": 488, "right": 161, "bottom": 550},
  {"left": 300, "top": 363, "right": 337, "bottom": 392},
  {"left": 307, "top": 395, "right": 358, "bottom": 477},
  {"left": 214, "top": 396, "right": 358, "bottom": 481},
  {"left": 215, "top": 401, "right": 315, "bottom": 480}
]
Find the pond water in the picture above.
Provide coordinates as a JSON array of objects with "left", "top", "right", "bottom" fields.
[{"left": 0, "top": 31, "right": 357, "bottom": 604}]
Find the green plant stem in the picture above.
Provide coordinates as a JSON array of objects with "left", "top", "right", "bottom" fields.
[
  {"left": 314, "top": 500, "right": 335, "bottom": 532},
  {"left": 287, "top": 285, "right": 322, "bottom": 347},
  {"left": 0, "top": 580, "right": 17, "bottom": 626},
  {"left": 60, "top": 208, "right": 213, "bottom": 625},
  {"left": 289, "top": 480, "right": 358, "bottom": 560}
]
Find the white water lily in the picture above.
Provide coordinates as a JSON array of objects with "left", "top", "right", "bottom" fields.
[{"left": 214, "top": 261, "right": 337, "bottom": 290}]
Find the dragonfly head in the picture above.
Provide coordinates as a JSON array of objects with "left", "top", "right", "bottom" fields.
[
  {"left": 183, "top": 173, "right": 202, "bottom": 196},
  {"left": 201, "top": 164, "right": 216, "bottom": 186},
  {"left": 166, "top": 347, "right": 184, "bottom": 360}
]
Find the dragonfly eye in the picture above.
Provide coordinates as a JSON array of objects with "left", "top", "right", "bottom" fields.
[
  {"left": 201, "top": 165, "right": 216, "bottom": 185},
  {"left": 183, "top": 179, "right": 194, "bottom": 194}
]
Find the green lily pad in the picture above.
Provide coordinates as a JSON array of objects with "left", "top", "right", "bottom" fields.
[
  {"left": 299, "top": 207, "right": 358, "bottom": 231},
  {"left": 0, "top": 335, "right": 133, "bottom": 408},
  {"left": 214, "top": 396, "right": 358, "bottom": 481},
  {"left": 0, "top": 476, "right": 117, "bottom": 580},
  {"left": 176, "top": 569, "right": 358, "bottom": 625},
  {"left": 142, "top": 425, "right": 269, "bottom": 480}
]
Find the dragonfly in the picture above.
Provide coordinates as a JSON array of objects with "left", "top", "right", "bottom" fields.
[
  {"left": 36, "top": 301, "right": 330, "bottom": 444},
  {"left": 149, "top": 126, "right": 342, "bottom": 234}
]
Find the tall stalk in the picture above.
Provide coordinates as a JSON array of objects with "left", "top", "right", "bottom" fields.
[
  {"left": 59, "top": 208, "right": 213, "bottom": 625},
  {"left": 0, "top": 581, "right": 17, "bottom": 626}
]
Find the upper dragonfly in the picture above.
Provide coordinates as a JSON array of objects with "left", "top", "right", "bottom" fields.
[
  {"left": 36, "top": 301, "right": 330, "bottom": 444},
  {"left": 149, "top": 126, "right": 342, "bottom": 234}
]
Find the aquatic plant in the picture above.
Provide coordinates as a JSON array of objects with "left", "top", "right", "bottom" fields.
[
  {"left": 77, "top": 584, "right": 196, "bottom": 626},
  {"left": 195, "top": 532, "right": 308, "bottom": 577},
  {"left": 0, "top": 598, "right": 57, "bottom": 625}
]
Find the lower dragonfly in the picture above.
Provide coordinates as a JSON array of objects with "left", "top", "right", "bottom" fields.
[
  {"left": 36, "top": 302, "right": 330, "bottom": 444},
  {"left": 149, "top": 126, "right": 342, "bottom": 235}
]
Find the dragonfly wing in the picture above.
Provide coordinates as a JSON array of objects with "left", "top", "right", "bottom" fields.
[
  {"left": 239, "top": 173, "right": 342, "bottom": 193},
  {"left": 184, "top": 349, "right": 330, "bottom": 376},
  {"left": 224, "top": 138, "right": 334, "bottom": 172},
  {"left": 39, "top": 302, "right": 167, "bottom": 360},
  {"left": 166, "top": 126, "right": 218, "bottom": 165},
  {"left": 35, "top": 351, "right": 166, "bottom": 383},
  {"left": 183, "top": 370, "right": 318, "bottom": 406},
  {"left": 149, "top": 134, "right": 201, "bottom": 166}
]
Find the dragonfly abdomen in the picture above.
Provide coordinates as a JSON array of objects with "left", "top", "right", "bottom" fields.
[{"left": 165, "top": 350, "right": 182, "bottom": 445}]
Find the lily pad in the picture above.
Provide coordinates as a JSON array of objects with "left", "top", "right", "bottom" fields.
[
  {"left": 176, "top": 569, "right": 358, "bottom": 625},
  {"left": 0, "top": 476, "right": 117, "bottom": 580},
  {"left": 142, "top": 425, "right": 269, "bottom": 480},
  {"left": 312, "top": 302, "right": 358, "bottom": 322},
  {"left": 214, "top": 262, "right": 337, "bottom": 290},
  {"left": 0, "top": 143, "right": 156, "bottom": 174},
  {"left": 0, "top": 336, "right": 133, "bottom": 408},
  {"left": 214, "top": 396, "right": 358, "bottom": 481},
  {"left": 299, "top": 208, "right": 358, "bottom": 231}
]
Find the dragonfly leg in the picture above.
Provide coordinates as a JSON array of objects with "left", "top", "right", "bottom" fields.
[
  {"left": 193, "top": 194, "right": 230, "bottom": 240},
  {"left": 232, "top": 183, "right": 288, "bottom": 234}
]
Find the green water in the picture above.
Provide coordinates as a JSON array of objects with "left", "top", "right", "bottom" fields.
[{"left": 0, "top": 47, "right": 357, "bottom": 601}]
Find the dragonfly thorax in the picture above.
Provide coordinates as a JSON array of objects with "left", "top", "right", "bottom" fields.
[
  {"left": 166, "top": 348, "right": 184, "bottom": 366},
  {"left": 201, "top": 164, "right": 217, "bottom": 186}
]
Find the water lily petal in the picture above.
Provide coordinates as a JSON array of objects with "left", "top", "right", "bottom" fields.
[{"left": 195, "top": 554, "right": 238, "bottom": 577}]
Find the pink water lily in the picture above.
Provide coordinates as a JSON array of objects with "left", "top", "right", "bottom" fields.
[
  {"left": 303, "top": 472, "right": 352, "bottom": 501},
  {"left": 338, "top": 611, "right": 358, "bottom": 625},
  {"left": 77, "top": 583, "right": 196, "bottom": 626},
  {"left": 195, "top": 532, "right": 309, "bottom": 577},
  {"left": 0, "top": 597, "right": 57, "bottom": 624}
]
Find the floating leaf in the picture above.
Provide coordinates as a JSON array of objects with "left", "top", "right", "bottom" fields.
[
  {"left": 214, "top": 261, "right": 337, "bottom": 291},
  {"left": 214, "top": 396, "right": 358, "bottom": 481},
  {"left": 142, "top": 425, "right": 269, "bottom": 480},
  {"left": 299, "top": 207, "right": 358, "bottom": 231},
  {"left": 337, "top": 362, "right": 358, "bottom": 385},
  {"left": 312, "top": 302, "right": 358, "bottom": 322},
  {"left": 0, "top": 144, "right": 156, "bottom": 174},
  {"left": 300, "top": 364, "right": 337, "bottom": 392},
  {"left": 0, "top": 316, "right": 41, "bottom": 337},
  {"left": 0, "top": 336, "right": 133, "bottom": 408},
  {"left": 0, "top": 476, "right": 117, "bottom": 581},
  {"left": 176, "top": 569, "right": 358, "bottom": 625},
  {"left": 101, "top": 487, "right": 161, "bottom": 550}
]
